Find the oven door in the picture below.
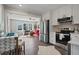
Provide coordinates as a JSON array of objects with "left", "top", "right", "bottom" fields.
[{"left": 56, "top": 33, "right": 70, "bottom": 45}]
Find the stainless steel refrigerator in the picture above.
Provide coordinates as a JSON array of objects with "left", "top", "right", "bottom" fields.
[{"left": 40, "top": 20, "right": 49, "bottom": 43}]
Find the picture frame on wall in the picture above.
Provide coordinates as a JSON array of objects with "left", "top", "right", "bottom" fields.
[{"left": 18, "top": 25, "right": 22, "bottom": 30}]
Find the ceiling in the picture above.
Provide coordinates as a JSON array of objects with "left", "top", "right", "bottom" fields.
[{"left": 4, "top": 4, "right": 64, "bottom": 16}]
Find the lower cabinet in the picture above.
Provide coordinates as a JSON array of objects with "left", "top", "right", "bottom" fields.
[
  {"left": 71, "top": 44, "right": 79, "bottom": 55},
  {"left": 49, "top": 32, "right": 56, "bottom": 44},
  {"left": 72, "top": 5, "right": 79, "bottom": 24}
]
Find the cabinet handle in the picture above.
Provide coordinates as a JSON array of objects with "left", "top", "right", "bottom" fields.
[{"left": 75, "top": 36, "right": 78, "bottom": 37}]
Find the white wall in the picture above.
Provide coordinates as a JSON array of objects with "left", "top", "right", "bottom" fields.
[
  {"left": 41, "top": 11, "right": 54, "bottom": 43},
  {"left": 0, "top": 4, "right": 4, "bottom": 31},
  {"left": 42, "top": 12, "right": 50, "bottom": 21},
  {"left": 4, "top": 9, "right": 41, "bottom": 33}
]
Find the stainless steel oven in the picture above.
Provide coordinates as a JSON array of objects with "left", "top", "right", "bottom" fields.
[
  {"left": 56, "top": 30, "right": 71, "bottom": 52},
  {"left": 56, "top": 30, "right": 71, "bottom": 45}
]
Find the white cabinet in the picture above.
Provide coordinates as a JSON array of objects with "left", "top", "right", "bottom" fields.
[
  {"left": 71, "top": 44, "right": 79, "bottom": 55},
  {"left": 58, "top": 7, "right": 65, "bottom": 18},
  {"left": 71, "top": 33, "right": 79, "bottom": 42},
  {"left": 69, "top": 33, "right": 79, "bottom": 55},
  {"left": 52, "top": 10, "right": 59, "bottom": 25},
  {"left": 64, "top": 5, "right": 72, "bottom": 17},
  {"left": 49, "top": 32, "right": 56, "bottom": 44},
  {"left": 58, "top": 5, "right": 72, "bottom": 18},
  {"left": 72, "top": 5, "right": 79, "bottom": 24},
  {"left": 52, "top": 5, "right": 72, "bottom": 25}
]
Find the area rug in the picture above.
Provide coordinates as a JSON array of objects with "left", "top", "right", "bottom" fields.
[{"left": 38, "top": 46, "right": 61, "bottom": 55}]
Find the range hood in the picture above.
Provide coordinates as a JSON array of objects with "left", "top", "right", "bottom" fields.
[{"left": 57, "top": 16, "right": 73, "bottom": 23}]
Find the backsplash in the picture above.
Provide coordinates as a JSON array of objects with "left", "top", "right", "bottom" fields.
[{"left": 52, "top": 22, "right": 79, "bottom": 32}]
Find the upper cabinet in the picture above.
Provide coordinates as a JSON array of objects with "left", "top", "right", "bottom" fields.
[
  {"left": 64, "top": 5, "right": 72, "bottom": 17},
  {"left": 52, "top": 5, "right": 72, "bottom": 25},
  {"left": 52, "top": 5, "right": 79, "bottom": 25},
  {"left": 52, "top": 9, "right": 59, "bottom": 25},
  {"left": 72, "top": 5, "right": 79, "bottom": 24}
]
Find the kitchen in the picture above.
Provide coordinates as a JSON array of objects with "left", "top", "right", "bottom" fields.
[
  {"left": 49, "top": 4, "right": 79, "bottom": 55},
  {"left": 0, "top": 4, "right": 79, "bottom": 55}
]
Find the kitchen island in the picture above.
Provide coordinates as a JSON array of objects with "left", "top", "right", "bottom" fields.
[{"left": 18, "top": 35, "right": 39, "bottom": 55}]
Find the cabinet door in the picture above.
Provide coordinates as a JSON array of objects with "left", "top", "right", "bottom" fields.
[
  {"left": 65, "top": 5, "right": 72, "bottom": 17},
  {"left": 52, "top": 7, "right": 66, "bottom": 25},
  {"left": 49, "top": 32, "right": 56, "bottom": 44},
  {"left": 59, "top": 5, "right": 72, "bottom": 18},
  {"left": 58, "top": 7, "right": 65, "bottom": 18},
  {"left": 52, "top": 10, "right": 59, "bottom": 25},
  {"left": 52, "top": 5, "right": 72, "bottom": 25},
  {"left": 73, "top": 5, "right": 79, "bottom": 24},
  {"left": 71, "top": 45, "right": 79, "bottom": 55}
]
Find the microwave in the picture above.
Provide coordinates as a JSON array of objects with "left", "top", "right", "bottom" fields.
[{"left": 57, "top": 16, "right": 73, "bottom": 23}]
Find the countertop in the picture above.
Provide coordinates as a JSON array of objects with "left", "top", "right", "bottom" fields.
[
  {"left": 68, "top": 33, "right": 79, "bottom": 45},
  {"left": 68, "top": 41, "right": 79, "bottom": 46}
]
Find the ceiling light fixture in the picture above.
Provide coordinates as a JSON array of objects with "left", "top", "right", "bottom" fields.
[{"left": 19, "top": 4, "right": 22, "bottom": 7}]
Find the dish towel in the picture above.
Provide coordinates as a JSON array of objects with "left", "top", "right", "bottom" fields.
[{"left": 60, "top": 34, "right": 64, "bottom": 40}]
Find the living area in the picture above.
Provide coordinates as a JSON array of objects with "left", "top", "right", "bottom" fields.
[{"left": 0, "top": 4, "right": 41, "bottom": 55}]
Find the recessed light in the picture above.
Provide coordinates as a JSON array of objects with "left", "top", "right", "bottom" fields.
[{"left": 19, "top": 4, "right": 22, "bottom": 7}]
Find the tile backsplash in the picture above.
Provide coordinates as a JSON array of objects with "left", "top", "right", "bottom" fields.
[{"left": 52, "top": 22, "right": 79, "bottom": 32}]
